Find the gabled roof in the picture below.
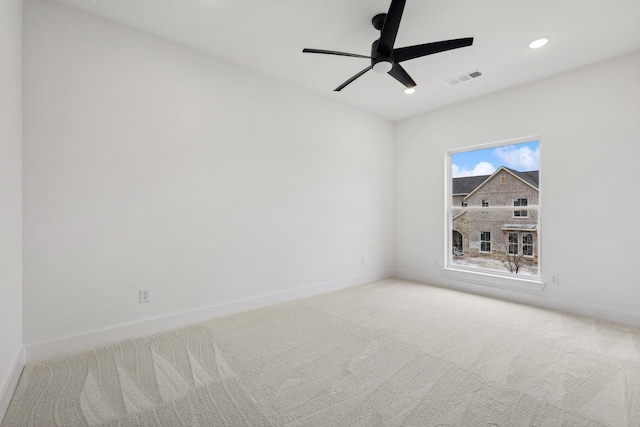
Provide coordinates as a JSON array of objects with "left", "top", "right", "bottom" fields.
[
  {"left": 452, "top": 174, "right": 490, "bottom": 195},
  {"left": 452, "top": 167, "right": 539, "bottom": 195},
  {"left": 504, "top": 167, "right": 539, "bottom": 189}
]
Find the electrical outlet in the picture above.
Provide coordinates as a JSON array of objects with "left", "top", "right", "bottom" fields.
[
  {"left": 361, "top": 257, "right": 365, "bottom": 266},
  {"left": 550, "top": 274, "right": 559, "bottom": 285},
  {"left": 139, "top": 288, "right": 151, "bottom": 303},
  {"left": 434, "top": 257, "right": 440, "bottom": 267}
]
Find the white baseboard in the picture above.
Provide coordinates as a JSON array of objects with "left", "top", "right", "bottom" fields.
[
  {"left": 395, "top": 268, "right": 640, "bottom": 328},
  {"left": 27, "top": 271, "right": 393, "bottom": 362},
  {"left": 0, "top": 346, "right": 25, "bottom": 424}
]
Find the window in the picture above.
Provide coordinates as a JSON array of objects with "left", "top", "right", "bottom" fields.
[
  {"left": 447, "top": 138, "right": 540, "bottom": 279},
  {"left": 480, "top": 232, "right": 491, "bottom": 252},
  {"left": 522, "top": 233, "right": 533, "bottom": 256},
  {"left": 513, "top": 198, "right": 528, "bottom": 217},
  {"left": 508, "top": 232, "right": 518, "bottom": 255}
]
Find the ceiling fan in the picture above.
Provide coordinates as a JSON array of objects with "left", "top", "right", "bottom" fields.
[{"left": 303, "top": 0, "right": 474, "bottom": 92}]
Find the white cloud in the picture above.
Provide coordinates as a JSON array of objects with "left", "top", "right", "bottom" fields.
[
  {"left": 452, "top": 161, "right": 496, "bottom": 177},
  {"left": 493, "top": 145, "right": 539, "bottom": 171}
]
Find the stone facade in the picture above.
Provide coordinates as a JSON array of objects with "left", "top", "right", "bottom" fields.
[{"left": 452, "top": 167, "right": 538, "bottom": 263}]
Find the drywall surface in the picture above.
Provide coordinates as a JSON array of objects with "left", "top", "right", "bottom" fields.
[
  {"left": 0, "top": 0, "right": 25, "bottom": 419},
  {"left": 23, "top": 1, "right": 394, "bottom": 347},
  {"left": 395, "top": 51, "right": 640, "bottom": 326}
]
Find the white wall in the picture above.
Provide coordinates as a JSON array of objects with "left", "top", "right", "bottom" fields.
[
  {"left": 0, "top": 0, "right": 25, "bottom": 419},
  {"left": 23, "top": 1, "right": 394, "bottom": 355},
  {"left": 395, "top": 51, "right": 640, "bottom": 326}
]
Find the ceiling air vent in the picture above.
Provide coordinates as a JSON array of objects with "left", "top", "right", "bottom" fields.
[{"left": 447, "top": 70, "right": 482, "bottom": 86}]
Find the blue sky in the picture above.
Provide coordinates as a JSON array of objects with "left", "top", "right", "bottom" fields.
[{"left": 452, "top": 141, "right": 539, "bottom": 177}]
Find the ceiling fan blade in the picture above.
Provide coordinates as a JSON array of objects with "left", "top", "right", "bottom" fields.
[
  {"left": 394, "top": 38, "right": 474, "bottom": 63},
  {"left": 302, "top": 48, "right": 371, "bottom": 59},
  {"left": 335, "top": 66, "right": 373, "bottom": 91},
  {"left": 378, "top": 0, "right": 406, "bottom": 54},
  {"left": 388, "top": 63, "right": 416, "bottom": 89}
]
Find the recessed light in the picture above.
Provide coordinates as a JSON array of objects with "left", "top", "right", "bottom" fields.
[
  {"left": 529, "top": 38, "right": 548, "bottom": 49},
  {"left": 404, "top": 87, "right": 416, "bottom": 94}
]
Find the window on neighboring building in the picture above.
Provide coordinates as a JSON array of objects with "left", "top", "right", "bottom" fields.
[
  {"left": 452, "top": 230, "right": 463, "bottom": 253},
  {"left": 513, "top": 198, "right": 528, "bottom": 217},
  {"left": 508, "top": 232, "right": 518, "bottom": 255},
  {"left": 447, "top": 138, "right": 540, "bottom": 279},
  {"left": 522, "top": 233, "right": 533, "bottom": 256},
  {"left": 480, "top": 232, "right": 491, "bottom": 252}
]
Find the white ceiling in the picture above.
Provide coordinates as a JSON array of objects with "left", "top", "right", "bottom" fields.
[{"left": 56, "top": 0, "right": 640, "bottom": 121}]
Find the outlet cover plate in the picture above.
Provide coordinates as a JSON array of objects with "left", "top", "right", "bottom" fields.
[{"left": 139, "top": 289, "right": 151, "bottom": 303}]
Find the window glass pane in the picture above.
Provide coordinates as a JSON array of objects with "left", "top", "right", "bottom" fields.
[{"left": 449, "top": 140, "right": 540, "bottom": 277}]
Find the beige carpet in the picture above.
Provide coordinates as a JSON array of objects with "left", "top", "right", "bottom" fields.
[{"left": 4, "top": 279, "right": 640, "bottom": 426}]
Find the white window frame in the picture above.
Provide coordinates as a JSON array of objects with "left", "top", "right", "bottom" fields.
[{"left": 444, "top": 135, "right": 543, "bottom": 292}]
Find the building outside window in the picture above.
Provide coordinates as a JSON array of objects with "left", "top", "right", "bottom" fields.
[{"left": 447, "top": 139, "right": 540, "bottom": 278}]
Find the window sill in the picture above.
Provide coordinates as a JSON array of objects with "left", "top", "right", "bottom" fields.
[{"left": 442, "top": 266, "right": 545, "bottom": 294}]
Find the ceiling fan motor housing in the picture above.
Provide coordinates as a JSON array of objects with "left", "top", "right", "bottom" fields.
[
  {"left": 371, "top": 39, "right": 394, "bottom": 72},
  {"left": 371, "top": 15, "right": 394, "bottom": 73}
]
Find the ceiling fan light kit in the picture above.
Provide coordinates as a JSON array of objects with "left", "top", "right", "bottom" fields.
[
  {"left": 302, "top": 0, "right": 474, "bottom": 92},
  {"left": 373, "top": 60, "right": 394, "bottom": 73}
]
